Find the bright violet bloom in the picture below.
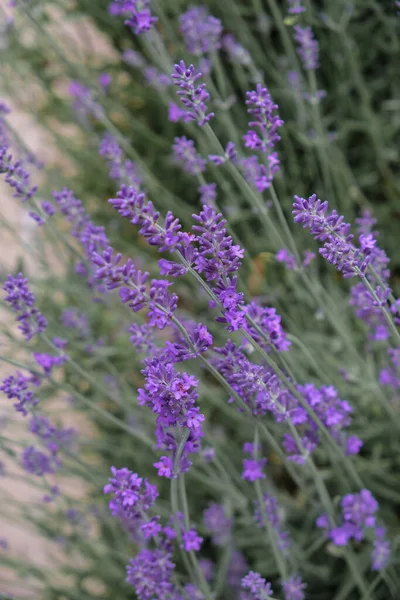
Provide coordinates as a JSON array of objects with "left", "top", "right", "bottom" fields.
[
  {"left": 288, "top": 0, "right": 306, "bottom": 14},
  {"left": 109, "top": 0, "right": 157, "bottom": 35},
  {"left": 172, "top": 60, "right": 214, "bottom": 126},
  {"left": 241, "top": 571, "right": 273, "bottom": 599},
  {"left": 182, "top": 528, "right": 203, "bottom": 552},
  {"left": 3, "top": 273, "right": 47, "bottom": 340}
]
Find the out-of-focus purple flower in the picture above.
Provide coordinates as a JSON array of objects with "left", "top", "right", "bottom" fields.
[
  {"left": 242, "top": 458, "right": 267, "bottom": 481},
  {"left": 172, "top": 136, "right": 206, "bottom": 175},
  {"left": 255, "top": 493, "right": 291, "bottom": 553},
  {"left": 203, "top": 503, "right": 232, "bottom": 546},
  {"left": 346, "top": 435, "right": 363, "bottom": 455},
  {"left": 182, "top": 528, "right": 203, "bottom": 552},
  {"left": 198, "top": 182, "right": 217, "bottom": 205},
  {"left": 302, "top": 250, "right": 315, "bottom": 267},
  {"left": 288, "top": 0, "right": 306, "bottom": 14},
  {"left": 172, "top": 61, "right": 214, "bottom": 126},
  {"left": 0, "top": 372, "right": 38, "bottom": 416},
  {"left": 98, "top": 72, "right": 112, "bottom": 91},
  {"left": 241, "top": 155, "right": 279, "bottom": 193},
  {"left": 109, "top": 0, "right": 157, "bottom": 35},
  {"left": 34, "top": 352, "right": 67, "bottom": 376},
  {"left": 122, "top": 49, "right": 146, "bottom": 68},
  {"left": 222, "top": 34, "right": 252, "bottom": 66},
  {"left": 144, "top": 67, "right": 171, "bottom": 89},
  {"left": 241, "top": 571, "right": 273, "bottom": 599},
  {"left": 69, "top": 80, "right": 103, "bottom": 120},
  {"left": 168, "top": 102, "right": 194, "bottom": 123},
  {"left": 372, "top": 528, "right": 390, "bottom": 571},
  {"left": 179, "top": 6, "right": 222, "bottom": 56},
  {"left": 3, "top": 273, "right": 47, "bottom": 340},
  {"left": 100, "top": 133, "right": 142, "bottom": 188},
  {"left": 21, "top": 446, "right": 55, "bottom": 476},
  {"left": 276, "top": 248, "right": 296, "bottom": 271},
  {"left": 126, "top": 549, "right": 177, "bottom": 599},
  {"left": 294, "top": 25, "right": 319, "bottom": 70},
  {"left": 282, "top": 574, "right": 306, "bottom": 600},
  {"left": 128, "top": 323, "right": 155, "bottom": 353},
  {"left": 228, "top": 550, "right": 249, "bottom": 588}
]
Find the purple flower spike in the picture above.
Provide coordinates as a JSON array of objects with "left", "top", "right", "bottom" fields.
[
  {"left": 109, "top": 0, "right": 157, "bottom": 35},
  {"left": 241, "top": 571, "right": 273, "bottom": 599},
  {"left": 294, "top": 25, "right": 319, "bottom": 70},
  {"left": 282, "top": 574, "right": 306, "bottom": 600},
  {"left": 179, "top": 6, "right": 222, "bottom": 56},
  {"left": 3, "top": 273, "right": 47, "bottom": 340},
  {"left": 0, "top": 372, "right": 38, "bottom": 416},
  {"left": 172, "top": 60, "right": 214, "bottom": 126},
  {"left": 126, "top": 549, "right": 177, "bottom": 598}
]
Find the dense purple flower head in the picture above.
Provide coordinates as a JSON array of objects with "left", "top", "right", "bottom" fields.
[
  {"left": 182, "top": 528, "right": 203, "bottom": 552},
  {"left": 241, "top": 571, "right": 273, "bottom": 599},
  {"left": 293, "top": 194, "right": 371, "bottom": 277},
  {"left": 21, "top": 446, "right": 55, "bottom": 476},
  {"left": 245, "top": 84, "right": 283, "bottom": 153},
  {"left": 242, "top": 457, "right": 267, "bottom": 481},
  {"left": 104, "top": 466, "right": 158, "bottom": 523},
  {"left": 126, "top": 548, "right": 176, "bottom": 599},
  {"left": 203, "top": 503, "right": 232, "bottom": 546},
  {"left": 244, "top": 301, "right": 291, "bottom": 353},
  {"left": 3, "top": 273, "right": 47, "bottom": 340},
  {"left": 0, "top": 147, "right": 37, "bottom": 202},
  {"left": 138, "top": 353, "right": 204, "bottom": 431},
  {"left": 179, "top": 6, "right": 222, "bottom": 55},
  {"left": 294, "top": 25, "right": 319, "bottom": 70},
  {"left": 172, "top": 61, "right": 214, "bottom": 126},
  {"left": 282, "top": 574, "right": 306, "bottom": 600},
  {"left": 0, "top": 372, "right": 38, "bottom": 416},
  {"left": 109, "top": 0, "right": 157, "bottom": 35}
]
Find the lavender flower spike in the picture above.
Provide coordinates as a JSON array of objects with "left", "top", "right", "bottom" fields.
[
  {"left": 179, "top": 6, "right": 222, "bottom": 56},
  {"left": 294, "top": 25, "right": 319, "bottom": 71},
  {"left": 108, "top": 0, "right": 157, "bottom": 35},
  {"left": 3, "top": 273, "right": 47, "bottom": 340},
  {"left": 172, "top": 60, "right": 214, "bottom": 126}
]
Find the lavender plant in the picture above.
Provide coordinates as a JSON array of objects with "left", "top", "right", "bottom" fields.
[{"left": 1, "top": 1, "right": 400, "bottom": 599}]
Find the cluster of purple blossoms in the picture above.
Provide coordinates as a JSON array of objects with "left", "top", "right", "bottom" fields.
[
  {"left": 208, "top": 141, "right": 237, "bottom": 166},
  {"left": 0, "top": 147, "right": 37, "bottom": 202},
  {"left": 105, "top": 468, "right": 203, "bottom": 597},
  {"left": 172, "top": 136, "right": 206, "bottom": 175},
  {"left": 317, "top": 490, "right": 390, "bottom": 570},
  {"left": 21, "top": 446, "right": 57, "bottom": 476},
  {"left": 172, "top": 61, "right": 214, "bottom": 126},
  {"left": 0, "top": 371, "right": 39, "bottom": 415},
  {"left": 293, "top": 194, "right": 372, "bottom": 278},
  {"left": 241, "top": 84, "right": 283, "bottom": 190},
  {"left": 350, "top": 209, "right": 393, "bottom": 341},
  {"left": 198, "top": 182, "right": 217, "bottom": 205},
  {"left": 241, "top": 571, "right": 273, "bottom": 599},
  {"left": 379, "top": 346, "right": 400, "bottom": 391},
  {"left": 203, "top": 503, "right": 232, "bottom": 546},
  {"left": 138, "top": 354, "right": 205, "bottom": 432},
  {"left": 242, "top": 442, "right": 267, "bottom": 481},
  {"left": 99, "top": 134, "right": 142, "bottom": 188},
  {"left": 255, "top": 493, "right": 291, "bottom": 553},
  {"left": 179, "top": 6, "right": 222, "bottom": 56},
  {"left": 3, "top": 273, "right": 47, "bottom": 340},
  {"left": 294, "top": 25, "right": 319, "bottom": 71},
  {"left": 282, "top": 575, "right": 307, "bottom": 600},
  {"left": 108, "top": 0, "right": 157, "bottom": 35}
]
